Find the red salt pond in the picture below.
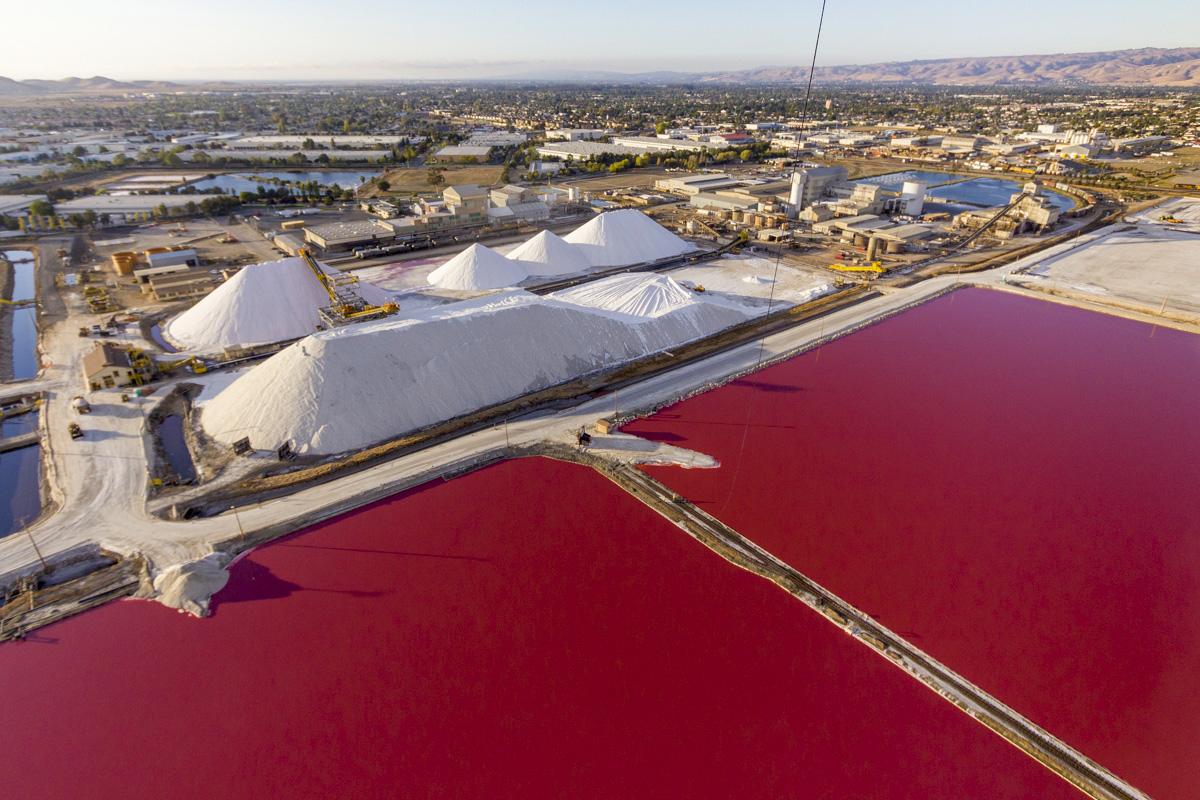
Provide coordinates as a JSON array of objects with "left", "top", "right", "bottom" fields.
[
  {"left": 0, "top": 458, "right": 1079, "bottom": 799},
  {"left": 624, "top": 287, "right": 1200, "bottom": 800}
]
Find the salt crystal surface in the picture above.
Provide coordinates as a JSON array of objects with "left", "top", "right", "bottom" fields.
[
  {"left": 427, "top": 243, "right": 528, "bottom": 290},
  {"left": 552, "top": 273, "right": 702, "bottom": 319},
  {"left": 563, "top": 209, "right": 696, "bottom": 267},
  {"left": 505, "top": 230, "right": 592, "bottom": 276}
]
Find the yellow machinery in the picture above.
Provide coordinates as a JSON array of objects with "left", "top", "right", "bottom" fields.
[
  {"left": 158, "top": 355, "right": 208, "bottom": 375},
  {"left": 827, "top": 261, "right": 885, "bottom": 274},
  {"left": 298, "top": 248, "right": 399, "bottom": 328}
]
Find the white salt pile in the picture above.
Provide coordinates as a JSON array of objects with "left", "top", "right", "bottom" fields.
[
  {"left": 553, "top": 273, "right": 703, "bottom": 319},
  {"left": 164, "top": 256, "right": 394, "bottom": 351},
  {"left": 743, "top": 275, "right": 774, "bottom": 284},
  {"left": 564, "top": 209, "right": 695, "bottom": 267},
  {"left": 427, "top": 243, "right": 528, "bottom": 290},
  {"left": 505, "top": 230, "right": 592, "bottom": 276},
  {"left": 202, "top": 276, "right": 749, "bottom": 455}
]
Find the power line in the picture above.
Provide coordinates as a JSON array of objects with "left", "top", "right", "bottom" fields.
[{"left": 717, "top": 0, "right": 829, "bottom": 516}]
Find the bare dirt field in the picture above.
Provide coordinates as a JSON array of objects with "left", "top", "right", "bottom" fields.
[{"left": 378, "top": 165, "right": 505, "bottom": 194}]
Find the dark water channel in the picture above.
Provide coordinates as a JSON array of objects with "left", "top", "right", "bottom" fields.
[
  {"left": 0, "top": 414, "right": 41, "bottom": 538},
  {"left": 159, "top": 415, "right": 196, "bottom": 482},
  {"left": 4, "top": 251, "right": 37, "bottom": 381}
]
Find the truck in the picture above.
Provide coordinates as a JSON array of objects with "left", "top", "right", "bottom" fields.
[
  {"left": 72, "top": 396, "right": 91, "bottom": 414},
  {"left": 67, "top": 422, "right": 84, "bottom": 440}
]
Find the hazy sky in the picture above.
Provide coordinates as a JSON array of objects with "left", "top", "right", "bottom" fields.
[{"left": 2, "top": 0, "right": 1197, "bottom": 81}]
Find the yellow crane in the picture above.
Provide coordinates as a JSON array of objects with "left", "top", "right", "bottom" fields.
[
  {"left": 298, "top": 248, "right": 398, "bottom": 328},
  {"left": 827, "top": 261, "right": 885, "bottom": 274},
  {"left": 158, "top": 355, "right": 208, "bottom": 375}
]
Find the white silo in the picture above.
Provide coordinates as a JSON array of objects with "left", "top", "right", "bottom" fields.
[
  {"left": 787, "top": 171, "right": 807, "bottom": 217},
  {"left": 900, "top": 180, "right": 927, "bottom": 216}
]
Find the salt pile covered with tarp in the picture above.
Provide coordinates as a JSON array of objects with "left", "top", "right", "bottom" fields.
[
  {"left": 202, "top": 274, "right": 749, "bottom": 455},
  {"left": 505, "top": 230, "right": 592, "bottom": 276},
  {"left": 163, "top": 256, "right": 394, "bottom": 351},
  {"left": 563, "top": 208, "right": 695, "bottom": 267},
  {"left": 427, "top": 243, "right": 528, "bottom": 290}
]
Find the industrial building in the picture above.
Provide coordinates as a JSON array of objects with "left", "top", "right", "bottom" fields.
[
  {"left": 430, "top": 145, "right": 494, "bottom": 162},
  {"left": 0, "top": 195, "right": 47, "bottom": 217},
  {"left": 443, "top": 185, "right": 489, "bottom": 226},
  {"left": 952, "top": 181, "right": 1061, "bottom": 237},
  {"left": 303, "top": 219, "right": 398, "bottom": 251},
  {"left": 146, "top": 269, "right": 219, "bottom": 301},
  {"left": 81, "top": 344, "right": 152, "bottom": 391},
  {"left": 654, "top": 173, "right": 741, "bottom": 195}
]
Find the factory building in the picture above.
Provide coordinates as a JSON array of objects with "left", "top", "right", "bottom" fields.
[
  {"left": 655, "top": 173, "right": 741, "bottom": 195},
  {"left": 431, "top": 145, "right": 493, "bottom": 162},
  {"left": 789, "top": 166, "right": 849, "bottom": 208},
  {"left": 443, "top": 184, "right": 489, "bottom": 226},
  {"left": 545, "top": 129, "right": 610, "bottom": 141},
  {"left": 304, "top": 219, "right": 398, "bottom": 251},
  {"left": 952, "top": 182, "right": 1061, "bottom": 237},
  {"left": 81, "top": 344, "right": 153, "bottom": 391}
]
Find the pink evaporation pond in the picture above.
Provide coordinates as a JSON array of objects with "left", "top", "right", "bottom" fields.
[
  {"left": 624, "top": 287, "right": 1200, "bottom": 800},
  {"left": 0, "top": 459, "right": 1079, "bottom": 799}
]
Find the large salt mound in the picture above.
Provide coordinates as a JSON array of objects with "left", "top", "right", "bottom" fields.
[
  {"left": 552, "top": 273, "right": 700, "bottom": 319},
  {"left": 563, "top": 208, "right": 695, "bottom": 267},
  {"left": 163, "top": 257, "right": 394, "bottom": 351},
  {"left": 505, "top": 230, "right": 592, "bottom": 276},
  {"left": 202, "top": 288, "right": 749, "bottom": 455},
  {"left": 427, "top": 243, "right": 528, "bottom": 290}
]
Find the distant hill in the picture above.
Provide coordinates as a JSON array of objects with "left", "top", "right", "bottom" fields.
[
  {"left": 500, "top": 48, "right": 1200, "bottom": 87},
  {"left": 0, "top": 76, "right": 42, "bottom": 95},
  {"left": 0, "top": 75, "right": 218, "bottom": 95},
  {"left": 708, "top": 47, "right": 1200, "bottom": 86}
]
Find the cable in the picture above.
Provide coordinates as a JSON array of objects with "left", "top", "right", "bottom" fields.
[{"left": 715, "top": 0, "right": 829, "bottom": 516}]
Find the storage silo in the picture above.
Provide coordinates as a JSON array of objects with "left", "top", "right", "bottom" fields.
[{"left": 900, "top": 181, "right": 927, "bottom": 216}]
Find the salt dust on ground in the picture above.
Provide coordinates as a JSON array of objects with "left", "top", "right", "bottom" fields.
[
  {"left": 1133, "top": 197, "right": 1200, "bottom": 231},
  {"left": 1019, "top": 224, "right": 1200, "bottom": 316},
  {"left": 163, "top": 256, "right": 396, "bottom": 352},
  {"left": 668, "top": 255, "right": 835, "bottom": 311},
  {"left": 201, "top": 274, "right": 750, "bottom": 456}
]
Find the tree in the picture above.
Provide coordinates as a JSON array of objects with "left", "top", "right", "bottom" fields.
[
  {"left": 28, "top": 199, "right": 54, "bottom": 216},
  {"left": 72, "top": 145, "right": 88, "bottom": 157},
  {"left": 161, "top": 152, "right": 183, "bottom": 166},
  {"left": 302, "top": 138, "right": 317, "bottom": 150},
  {"left": 427, "top": 167, "right": 445, "bottom": 187},
  {"left": 655, "top": 122, "right": 669, "bottom": 135}
]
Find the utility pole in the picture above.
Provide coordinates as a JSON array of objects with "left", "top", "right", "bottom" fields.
[
  {"left": 504, "top": 418, "right": 510, "bottom": 448},
  {"left": 231, "top": 505, "right": 246, "bottom": 545},
  {"left": 22, "top": 519, "right": 47, "bottom": 573}
]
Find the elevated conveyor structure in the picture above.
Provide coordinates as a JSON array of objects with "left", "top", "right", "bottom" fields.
[{"left": 299, "top": 248, "right": 398, "bottom": 329}]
